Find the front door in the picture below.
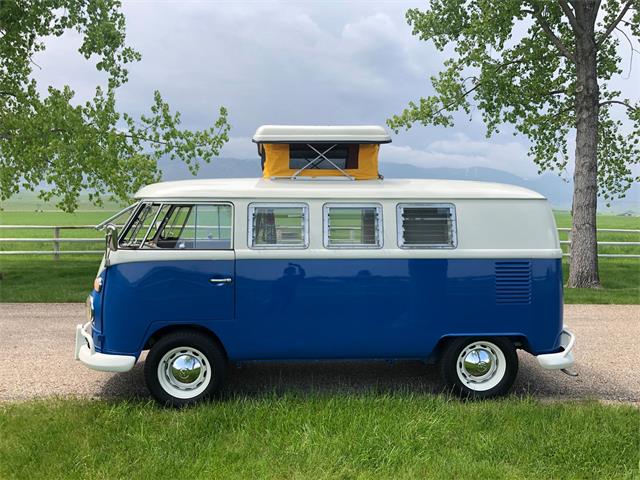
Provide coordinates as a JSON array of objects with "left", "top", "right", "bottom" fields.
[{"left": 101, "top": 203, "right": 235, "bottom": 354}]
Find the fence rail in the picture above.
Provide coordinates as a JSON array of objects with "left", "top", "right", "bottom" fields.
[
  {"left": 556, "top": 227, "right": 640, "bottom": 258},
  {"left": 1, "top": 225, "right": 639, "bottom": 258}
]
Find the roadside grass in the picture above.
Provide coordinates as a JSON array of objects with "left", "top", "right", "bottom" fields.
[
  {"left": 0, "top": 209, "right": 638, "bottom": 303},
  {"left": 0, "top": 255, "right": 98, "bottom": 302},
  {"left": 0, "top": 395, "right": 638, "bottom": 479}
]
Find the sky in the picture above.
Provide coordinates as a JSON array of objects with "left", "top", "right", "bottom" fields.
[{"left": 34, "top": 0, "right": 640, "bottom": 181}]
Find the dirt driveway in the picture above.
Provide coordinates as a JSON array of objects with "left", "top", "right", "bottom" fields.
[{"left": 0, "top": 303, "right": 638, "bottom": 404}]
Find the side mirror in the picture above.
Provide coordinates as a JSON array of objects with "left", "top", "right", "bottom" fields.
[{"left": 105, "top": 224, "right": 119, "bottom": 252}]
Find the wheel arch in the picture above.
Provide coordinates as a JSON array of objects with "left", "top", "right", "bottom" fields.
[
  {"left": 143, "top": 324, "right": 228, "bottom": 360},
  {"left": 431, "top": 334, "right": 531, "bottom": 362}
]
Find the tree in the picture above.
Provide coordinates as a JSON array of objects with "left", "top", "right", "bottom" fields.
[
  {"left": 0, "top": 0, "right": 230, "bottom": 212},
  {"left": 388, "top": 0, "right": 639, "bottom": 288}
]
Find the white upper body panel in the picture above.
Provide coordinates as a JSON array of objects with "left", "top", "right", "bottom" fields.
[
  {"left": 98, "top": 177, "right": 562, "bottom": 268},
  {"left": 134, "top": 178, "right": 546, "bottom": 201},
  {"left": 252, "top": 125, "right": 391, "bottom": 143}
]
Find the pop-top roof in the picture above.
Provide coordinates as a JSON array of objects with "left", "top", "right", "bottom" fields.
[{"left": 253, "top": 125, "right": 392, "bottom": 144}]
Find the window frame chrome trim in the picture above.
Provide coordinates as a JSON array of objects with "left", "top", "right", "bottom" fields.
[
  {"left": 95, "top": 202, "right": 139, "bottom": 231},
  {"left": 396, "top": 202, "right": 458, "bottom": 249},
  {"left": 140, "top": 203, "right": 165, "bottom": 246},
  {"left": 323, "top": 202, "right": 383, "bottom": 249},
  {"left": 247, "top": 202, "right": 310, "bottom": 250}
]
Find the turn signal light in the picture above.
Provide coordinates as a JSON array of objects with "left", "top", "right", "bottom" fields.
[{"left": 93, "top": 277, "right": 103, "bottom": 292}]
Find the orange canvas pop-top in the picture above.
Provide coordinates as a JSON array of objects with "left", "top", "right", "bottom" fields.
[{"left": 253, "top": 125, "right": 391, "bottom": 180}]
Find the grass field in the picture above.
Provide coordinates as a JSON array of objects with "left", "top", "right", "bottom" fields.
[
  {"left": 0, "top": 209, "right": 638, "bottom": 303},
  {"left": 0, "top": 395, "right": 638, "bottom": 479}
]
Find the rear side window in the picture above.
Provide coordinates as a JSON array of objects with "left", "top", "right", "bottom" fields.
[
  {"left": 248, "top": 203, "right": 309, "bottom": 249},
  {"left": 324, "top": 204, "right": 382, "bottom": 248},
  {"left": 397, "top": 203, "right": 457, "bottom": 248},
  {"left": 120, "top": 203, "right": 232, "bottom": 250}
]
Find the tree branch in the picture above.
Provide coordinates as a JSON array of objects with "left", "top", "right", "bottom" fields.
[
  {"left": 614, "top": 26, "right": 639, "bottom": 79},
  {"left": 597, "top": 0, "right": 633, "bottom": 48},
  {"left": 558, "top": 0, "right": 581, "bottom": 33},
  {"left": 531, "top": 5, "right": 575, "bottom": 63},
  {"left": 599, "top": 99, "right": 638, "bottom": 112}
]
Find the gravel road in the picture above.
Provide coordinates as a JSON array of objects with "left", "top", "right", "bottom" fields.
[{"left": 0, "top": 303, "right": 638, "bottom": 404}]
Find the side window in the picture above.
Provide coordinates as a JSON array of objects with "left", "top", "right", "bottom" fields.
[
  {"left": 323, "top": 204, "right": 382, "bottom": 248},
  {"left": 158, "top": 205, "right": 192, "bottom": 245},
  {"left": 397, "top": 203, "right": 457, "bottom": 248},
  {"left": 121, "top": 203, "right": 232, "bottom": 250},
  {"left": 248, "top": 203, "right": 309, "bottom": 249}
]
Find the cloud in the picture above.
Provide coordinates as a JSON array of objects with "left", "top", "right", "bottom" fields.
[
  {"left": 219, "top": 136, "right": 258, "bottom": 159},
  {"left": 29, "top": 0, "right": 638, "bottom": 186},
  {"left": 383, "top": 133, "right": 543, "bottom": 178}
]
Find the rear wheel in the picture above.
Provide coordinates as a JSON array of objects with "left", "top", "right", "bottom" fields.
[
  {"left": 440, "top": 337, "right": 518, "bottom": 398},
  {"left": 144, "top": 330, "right": 226, "bottom": 407}
]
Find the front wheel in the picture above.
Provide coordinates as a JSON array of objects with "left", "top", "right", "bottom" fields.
[
  {"left": 144, "top": 330, "right": 226, "bottom": 407},
  {"left": 440, "top": 337, "right": 518, "bottom": 398}
]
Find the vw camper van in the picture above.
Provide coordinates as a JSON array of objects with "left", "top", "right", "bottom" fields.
[{"left": 75, "top": 125, "right": 575, "bottom": 406}]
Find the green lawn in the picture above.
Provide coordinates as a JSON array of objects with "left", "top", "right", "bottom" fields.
[
  {"left": 0, "top": 395, "right": 638, "bottom": 479},
  {"left": 0, "top": 209, "right": 638, "bottom": 303}
]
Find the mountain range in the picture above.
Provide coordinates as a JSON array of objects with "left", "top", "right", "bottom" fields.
[{"left": 160, "top": 157, "right": 639, "bottom": 213}]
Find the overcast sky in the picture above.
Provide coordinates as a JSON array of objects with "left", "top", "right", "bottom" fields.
[{"left": 35, "top": 0, "right": 639, "bottom": 180}]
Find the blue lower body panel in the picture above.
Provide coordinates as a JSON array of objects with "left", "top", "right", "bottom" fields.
[{"left": 96, "top": 258, "right": 563, "bottom": 360}]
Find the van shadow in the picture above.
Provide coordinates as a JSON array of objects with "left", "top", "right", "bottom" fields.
[
  {"left": 98, "top": 352, "right": 638, "bottom": 402},
  {"left": 99, "top": 358, "right": 443, "bottom": 400}
]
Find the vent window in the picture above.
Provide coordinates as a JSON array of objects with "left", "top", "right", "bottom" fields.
[{"left": 397, "top": 204, "right": 457, "bottom": 248}]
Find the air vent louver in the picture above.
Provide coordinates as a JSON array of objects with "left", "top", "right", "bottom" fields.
[{"left": 495, "top": 261, "right": 532, "bottom": 304}]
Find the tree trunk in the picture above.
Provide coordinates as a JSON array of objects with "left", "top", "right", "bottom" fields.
[{"left": 568, "top": 9, "right": 600, "bottom": 289}]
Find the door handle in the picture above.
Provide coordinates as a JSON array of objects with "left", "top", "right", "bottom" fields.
[{"left": 209, "top": 277, "right": 233, "bottom": 284}]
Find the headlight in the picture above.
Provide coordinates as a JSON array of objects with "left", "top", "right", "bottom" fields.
[{"left": 86, "top": 296, "right": 94, "bottom": 322}]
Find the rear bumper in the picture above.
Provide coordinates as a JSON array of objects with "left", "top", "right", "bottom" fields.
[
  {"left": 75, "top": 322, "right": 135, "bottom": 373},
  {"left": 536, "top": 326, "right": 576, "bottom": 370}
]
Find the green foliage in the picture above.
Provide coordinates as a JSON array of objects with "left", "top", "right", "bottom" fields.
[
  {"left": 388, "top": 0, "right": 639, "bottom": 202},
  {"left": 0, "top": 0, "right": 230, "bottom": 212}
]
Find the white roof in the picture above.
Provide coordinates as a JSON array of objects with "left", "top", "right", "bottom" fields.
[
  {"left": 252, "top": 125, "right": 391, "bottom": 143},
  {"left": 135, "top": 178, "right": 545, "bottom": 200}
]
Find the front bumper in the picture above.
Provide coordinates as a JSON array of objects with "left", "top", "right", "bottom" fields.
[
  {"left": 536, "top": 326, "right": 576, "bottom": 370},
  {"left": 75, "top": 322, "right": 135, "bottom": 373}
]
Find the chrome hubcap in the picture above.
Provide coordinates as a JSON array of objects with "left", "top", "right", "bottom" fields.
[
  {"left": 463, "top": 348, "right": 494, "bottom": 377},
  {"left": 158, "top": 347, "right": 210, "bottom": 398},
  {"left": 456, "top": 341, "right": 505, "bottom": 391},
  {"left": 170, "top": 354, "right": 202, "bottom": 384}
]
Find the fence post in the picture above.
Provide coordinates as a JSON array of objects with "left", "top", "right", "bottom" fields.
[{"left": 53, "top": 226, "right": 60, "bottom": 260}]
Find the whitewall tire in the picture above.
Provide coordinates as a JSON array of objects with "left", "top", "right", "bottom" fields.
[
  {"left": 144, "top": 330, "right": 226, "bottom": 407},
  {"left": 440, "top": 337, "right": 518, "bottom": 398}
]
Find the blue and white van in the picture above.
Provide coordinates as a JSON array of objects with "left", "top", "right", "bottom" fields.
[{"left": 75, "top": 125, "right": 575, "bottom": 406}]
